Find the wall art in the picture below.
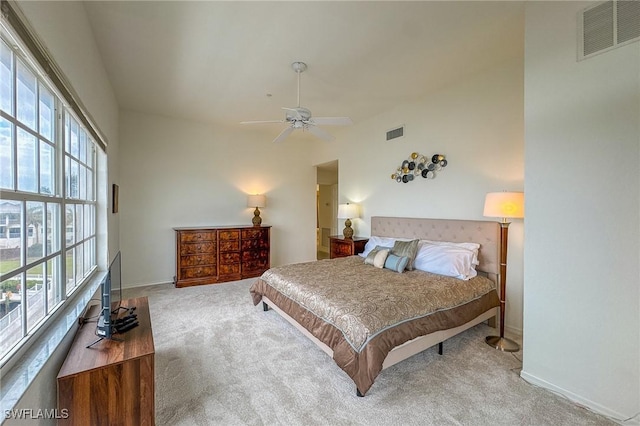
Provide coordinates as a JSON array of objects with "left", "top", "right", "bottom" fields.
[
  {"left": 390, "top": 152, "right": 448, "bottom": 183},
  {"left": 112, "top": 183, "right": 119, "bottom": 213}
]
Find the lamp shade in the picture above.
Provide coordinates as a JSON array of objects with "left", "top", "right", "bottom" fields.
[
  {"left": 337, "top": 203, "right": 359, "bottom": 219},
  {"left": 483, "top": 192, "right": 524, "bottom": 219},
  {"left": 247, "top": 194, "right": 266, "bottom": 208}
]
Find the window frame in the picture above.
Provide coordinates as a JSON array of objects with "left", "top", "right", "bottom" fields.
[{"left": 0, "top": 19, "right": 100, "bottom": 368}]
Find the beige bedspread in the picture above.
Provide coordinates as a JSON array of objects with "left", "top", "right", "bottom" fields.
[{"left": 250, "top": 256, "right": 500, "bottom": 395}]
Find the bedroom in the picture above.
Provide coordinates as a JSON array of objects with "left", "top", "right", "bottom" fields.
[{"left": 0, "top": 0, "right": 637, "bottom": 425}]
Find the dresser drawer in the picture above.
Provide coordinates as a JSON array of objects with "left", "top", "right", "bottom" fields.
[
  {"left": 242, "top": 259, "right": 268, "bottom": 272},
  {"left": 218, "top": 264, "right": 240, "bottom": 275},
  {"left": 180, "top": 242, "right": 215, "bottom": 256},
  {"left": 219, "top": 240, "right": 240, "bottom": 252},
  {"left": 241, "top": 228, "right": 268, "bottom": 240},
  {"left": 242, "top": 249, "right": 268, "bottom": 262},
  {"left": 241, "top": 238, "right": 269, "bottom": 250},
  {"left": 179, "top": 231, "right": 215, "bottom": 243},
  {"left": 219, "top": 230, "right": 240, "bottom": 241},
  {"left": 332, "top": 243, "right": 353, "bottom": 256},
  {"left": 179, "top": 265, "right": 216, "bottom": 280},
  {"left": 220, "top": 252, "right": 240, "bottom": 264},
  {"left": 179, "top": 254, "right": 215, "bottom": 267}
]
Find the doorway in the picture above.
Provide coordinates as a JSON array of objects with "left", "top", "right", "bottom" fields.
[{"left": 316, "top": 161, "right": 338, "bottom": 260}]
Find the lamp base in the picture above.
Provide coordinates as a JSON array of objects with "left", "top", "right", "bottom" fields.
[
  {"left": 252, "top": 207, "right": 262, "bottom": 227},
  {"left": 485, "top": 335, "right": 520, "bottom": 352},
  {"left": 342, "top": 226, "right": 354, "bottom": 239},
  {"left": 342, "top": 218, "right": 354, "bottom": 239}
]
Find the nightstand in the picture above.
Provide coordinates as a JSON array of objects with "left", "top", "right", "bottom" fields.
[{"left": 329, "top": 235, "right": 369, "bottom": 259}]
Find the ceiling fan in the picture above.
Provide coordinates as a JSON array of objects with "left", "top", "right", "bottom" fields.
[{"left": 241, "top": 62, "right": 352, "bottom": 143}]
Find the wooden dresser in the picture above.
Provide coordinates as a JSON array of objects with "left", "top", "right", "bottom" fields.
[
  {"left": 174, "top": 225, "right": 271, "bottom": 287},
  {"left": 57, "top": 297, "right": 154, "bottom": 426},
  {"left": 329, "top": 235, "right": 369, "bottom": 259}
]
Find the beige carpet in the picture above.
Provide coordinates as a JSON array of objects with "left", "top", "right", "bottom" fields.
[{"left": 124, "top": 279, "right": 613, "bottom": 425}]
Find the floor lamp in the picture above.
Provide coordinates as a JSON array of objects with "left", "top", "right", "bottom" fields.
[{"left": 483, "top": 191, "right": 524, "bottom": 352}]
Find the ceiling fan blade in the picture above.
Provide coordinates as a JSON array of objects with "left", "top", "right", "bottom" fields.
[
  {"left": 306, "top": 124, "right": 335, "bottom": 142},
  {"left": 310, "top": 117, "right": 353, "bottom": 126},
  {"left": 240, "top": 120, "right": 284, "bottom": 125},
  {"left": 273, "top": 126, "right": 295, "bottom": 143}
]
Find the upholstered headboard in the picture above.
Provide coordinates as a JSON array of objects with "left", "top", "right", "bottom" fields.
[{"left": 370, "top": 216, "right": 501, "bottom": 278}]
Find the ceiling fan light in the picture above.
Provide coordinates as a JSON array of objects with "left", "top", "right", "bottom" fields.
[{"left": 292, "top": 61, "right": 307, "bottom": 73}]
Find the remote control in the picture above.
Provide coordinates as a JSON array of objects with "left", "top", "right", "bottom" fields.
[
  {"left": 114, "top": 313, "right": 136, "bottom": 322},
  {"left": 116, "top": 321, "right": 139, "bottom": 333},
  {"left": 114, "top": 316, "right": 137, "bottom": 326}
]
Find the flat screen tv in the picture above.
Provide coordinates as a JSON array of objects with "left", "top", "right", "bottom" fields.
[
  {"left": 94, "top": 252, "right": 122, "bottom": 340},
  {"left": 109, "top": 251, "right": 122, "bottom": 310}
]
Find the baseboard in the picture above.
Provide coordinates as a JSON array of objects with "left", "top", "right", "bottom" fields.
[
  {"left": 122, "top": 278, "right": 256, "bottom": 290},
  {"left": 504, "top": 324, "right": 522, "bottom": 337},
  {"left": 484, "top": 324, "right": 522, "bottom": 339},
  {"left": 520, "top": 370, "right": 639, "bottom": 425},
  {"left": 123, "top": 280, "right": 173, "bottom": 289}
]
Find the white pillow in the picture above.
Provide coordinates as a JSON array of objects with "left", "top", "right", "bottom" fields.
[
  {"left": 363, "top": 247, "right": 390, "bottom": 268},
  {"left": 420, "top": 239, "right": 480, "bottom": 265},
  {"left": 360, "top": 236, "right": 399, "bottom": 257},
  {"left": 413, "top": 243, "right": 477, "bottom": 280}
]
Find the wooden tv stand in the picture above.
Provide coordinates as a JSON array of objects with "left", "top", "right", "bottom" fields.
[{"left": 57, "top": 297, "right": 154, "bottom": 426}]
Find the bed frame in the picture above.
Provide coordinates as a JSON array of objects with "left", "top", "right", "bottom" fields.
[{"left": 261, "top": 216, "right": 502, "bottom": 394}]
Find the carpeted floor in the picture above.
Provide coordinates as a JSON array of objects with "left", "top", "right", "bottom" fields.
[{"left": 124, "top": 279, "right": 613, "bottom": 425}]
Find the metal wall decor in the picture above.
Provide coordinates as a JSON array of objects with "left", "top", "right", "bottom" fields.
[{"left": 390, "top": 152, "right": 448, "bottom": 183}]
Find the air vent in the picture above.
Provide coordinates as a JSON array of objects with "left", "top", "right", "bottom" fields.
[
  {"left": 579, "top": 1, "right": 640, "bottom": 60},
  {"left": 618, "top": 0, "right": 640, "bottom": 43},
  {"left": 386, "top": 126, "right": 404, "bottom": 141}
]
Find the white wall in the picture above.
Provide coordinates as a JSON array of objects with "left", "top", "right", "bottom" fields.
[
  {"left": 118, "top": 111, "right": 317, "bottom": 287},
  {"left": 311, "top": 55, "right": 525, "bottom": 334},
  {"left": 117, "top": 54, "right": 527, "bottom": 324},
  {"left": 11, "top": 0, "right": 119, "bottom": 420},
  {"left": 522, "top": 1, "right": 639, "bottom": 421},
  {"left": 16, "top": 0, "right": 120, "bottom": 262}
]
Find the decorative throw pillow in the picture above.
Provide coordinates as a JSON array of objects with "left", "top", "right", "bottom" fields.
[
  {"left": 384, "top": 254, "right": 409, "bottom": 273},
  {"left": 391, "top": 239, "right": 419, "bottom": 270},
  {"left": 364, "top": 246, "right": 391, "bottom": 268},
  {"left": 372, "top": 249, "right": 389, "bottom": 268}
]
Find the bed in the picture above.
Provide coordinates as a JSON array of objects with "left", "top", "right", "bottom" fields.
[{"left": 250, "top": 216, "right": 502, "bottom": 396}]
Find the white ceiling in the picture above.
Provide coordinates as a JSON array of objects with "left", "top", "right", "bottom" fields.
[{"left": 83, "top": 1, "right": 524, "bottom": 128}]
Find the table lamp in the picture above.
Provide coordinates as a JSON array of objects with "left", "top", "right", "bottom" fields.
[
  {"left": 247, "top": 194, "right": 266, "bottom": 227},
  {"left": 337, "top": 203, "right": 359, "bottom": 239}
]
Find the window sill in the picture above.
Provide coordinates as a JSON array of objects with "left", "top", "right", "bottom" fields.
[{"left": 0, "top": 272, "right": 104, "bottom": 416}]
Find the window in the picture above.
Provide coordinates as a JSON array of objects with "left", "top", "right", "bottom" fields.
[{"left": 0, "top": 32, "right": 99, "bottom": 363}]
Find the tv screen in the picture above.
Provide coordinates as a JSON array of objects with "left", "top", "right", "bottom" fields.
[
  {"left": 95, "top": 252, "right": 122, "bottom": 340},
  {"left": 96, "top": 271, "right": 112, "bottom": 339},
  {"left": 109, "top": 251, "right": 122, "bottom": 313}
]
